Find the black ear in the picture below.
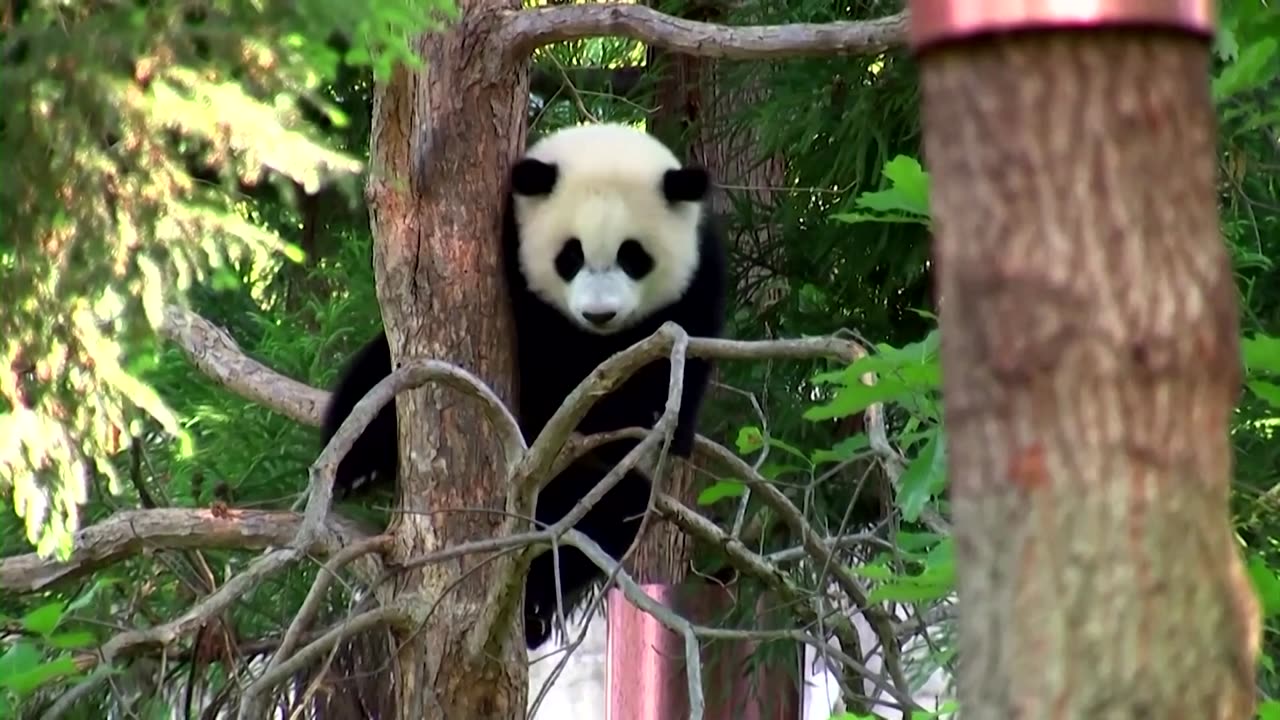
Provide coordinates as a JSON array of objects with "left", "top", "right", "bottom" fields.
[
  {"left": 662, "top": 167, "right": 710, "bottom": 204},
  {"left": 511, "top": 158, "right": 558, "bottom": 196}
]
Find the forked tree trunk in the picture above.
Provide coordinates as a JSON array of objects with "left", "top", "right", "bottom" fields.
[
  {"left": 363, "top": 0, "right": 528, "bottom": 716},
  {"left": 919, "top": 28, "right": 1261, "bottom": 718}
]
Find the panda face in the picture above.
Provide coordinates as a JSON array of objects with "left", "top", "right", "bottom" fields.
[{"left": 511, "top": 124, "right": 708, "bottom": 335}]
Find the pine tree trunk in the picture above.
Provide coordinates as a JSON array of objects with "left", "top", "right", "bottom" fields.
[
  {"left": 363, "top": 0, "right": 529, "bottom": 716},
  {"left": 919, "top": 29, "right": 1260, "bottom": 719}
]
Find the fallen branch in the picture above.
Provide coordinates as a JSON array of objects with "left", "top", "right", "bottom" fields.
[
  {"left": 0, "top": 508, "right": 371, "bottom": 593},
  {"left": 500, "top": 4, "right": 909, "bottom": 60}
]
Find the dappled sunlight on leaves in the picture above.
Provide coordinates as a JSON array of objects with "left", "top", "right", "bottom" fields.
[{"left": 0, "top": 0, "right": 455, "bottom": 557}]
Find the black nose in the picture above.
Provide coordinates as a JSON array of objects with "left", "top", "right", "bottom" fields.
[{"left": 583, "top": 310, "right": 616, "bottom": 326}]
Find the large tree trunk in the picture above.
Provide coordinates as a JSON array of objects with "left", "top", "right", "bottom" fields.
[
  {"left": 920, "top": 28, "right": 1260, "bottom": 719},
  {"left": 363, "top": 0, "right": 528, "bottom": 716}
]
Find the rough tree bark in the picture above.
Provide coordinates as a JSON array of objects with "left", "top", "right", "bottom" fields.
[
  {"left": 920, "top": 29, "right": 1261, "bottom": 719},
  {"left": 363, "top": 0, "right": 528, "bottom": 715}
]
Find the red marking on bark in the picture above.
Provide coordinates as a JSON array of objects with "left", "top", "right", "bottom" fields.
[{"left": 1009, "top": 443, "right": 1048, "bottom": 491}]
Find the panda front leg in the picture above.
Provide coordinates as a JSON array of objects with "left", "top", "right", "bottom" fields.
[
  {"left": 669, "top": 355, "right": 713, "bottom": 458},
  {"left": 523, "top": 454, "right": 650, "bottom": 649}
]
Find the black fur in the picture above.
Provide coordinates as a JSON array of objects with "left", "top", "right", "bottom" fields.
[
  {"left": 321, "top": 333, "right": 395, "bottom": 499},
  {"left": 510, "top": 158, "right": 558, "bottom": 197},
  {"left": 319, "top": 143, "right": 726, "bottom": 650},
  {"left": 662, "top": 167, "right": 711, "bottom": 204}
]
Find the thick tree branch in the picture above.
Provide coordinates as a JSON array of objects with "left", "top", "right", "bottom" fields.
[
  {"left": 159, "top": 305, "right": 327, "bottom": 427},
  {"left": 0, "top": 508, "right": 371, "bottom": 593},
  {"left": 501, "top": 4, "right": 908, "bottom": 60}
]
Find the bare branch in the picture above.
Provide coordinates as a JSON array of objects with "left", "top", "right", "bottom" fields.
[
  {"left": 691, "top": 436, "right": 916, "bottom": 695},
  {"left": 300, "top": 356, "right": 524, "bottom": 548},
  {"left": 0, "top": 508, "right": 371, "bottom": 594},
  {"left": 654, "top": 490, "right": 919, "bottom": 712},
  {"left": 159, "top": 305, "right": 326, "bottom": 426},
  {"left": 500, "top": 4, "right": 908, "bottom": 60},
  {"left": 264, "top": 536, "right": 393, "bottom": 672},
  {"left": 517, "top": 327, "right": 869, "bottom": 501},
  {"left": 238, "top": 605, "right": 411, "bottom": 720},
  {"left": 554, "top": 527, "right": 707, "bottom": 720},
  {"left": 42, "top": 546, "right": 301, "bottom": 720}
]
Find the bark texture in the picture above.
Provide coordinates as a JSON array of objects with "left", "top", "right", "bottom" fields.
[
  {"left": 363, "top": 0, "right": 528, "bottom": 716},
  {"left": 920, "top": 30, "right": 1260, "bottom": 719}
]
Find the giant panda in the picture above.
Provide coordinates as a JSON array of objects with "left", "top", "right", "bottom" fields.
[{"left": 320, "top": 122, "right": 727, "bottom": 648}]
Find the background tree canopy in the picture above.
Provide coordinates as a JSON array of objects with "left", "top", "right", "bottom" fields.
[{"left": 2, "top": 0, "right": 1279, "bottom": 716}]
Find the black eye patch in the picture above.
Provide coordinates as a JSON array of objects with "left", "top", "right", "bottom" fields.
[
  {"left": 554, "top": 237, "right": 584, "bottom": 281},
  {"left": 617, "top": 239, "right": 654, "bottom": 279}
]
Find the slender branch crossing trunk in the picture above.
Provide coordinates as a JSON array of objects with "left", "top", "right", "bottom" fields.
[{"left": 918, "top": 27, "right": 1261, "bottom": 719}]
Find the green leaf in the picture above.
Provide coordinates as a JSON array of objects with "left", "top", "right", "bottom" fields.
[
  {"left": 735, "top": 426, "right": 765, "bottom": 454},
  {"left": 765, "top": 437, "right": 813, "bottom": 468},
  {"left": 759, "top": 462, "right": 806, "bottom": 480},
  {"left": 850, "top": 562, "right": 896, "bottom": 581},
  {"left": 867, "top": 575, "right": 952, "bottom": 604},
  {"left": 832, "top": 156, "right": 932, "bottom": 227},
  {"left": 1258, "top": 700, "right": 1280, "bottom": 720},
  {"left": 897, "top": 431, "right": 946, "bottom": 522},
  {"left": 66, "top": 577, "right": 120, "bottom": 614},
  {"left": 866, "top": 546, "right": 956, "bottom": 604},
  {"left": 811, "top": 434, "right": 870, "bottom": 465},
  {"left": 805, "top": 372, "right": 932, "bottom": 421},
  {"left": 831, "top": 211, "right": 929, "bottom": 227},
  {"left": 1243, "top": 333, "right": 1280, "bottom": 374},
  {"left": 1246, "top": 380, "right": 1280, "bottom": 409},
  {"left": 1246, "top": 555, "right": 1280, "bottom": 617},
  {"left": 45, "top": 631, "right": 98, "bottom": 650},
  {"left": 895, "top": 531, "right": 946, "bottom": 554},
  {"left": 0, "top": 644, "right": 41, "bottom": 689},
  {"left": 21, "top": 602, "right": 65, "bottom": 636},
  {"left": 697, "top": 480, "right": 746, "bottom": 506},
  {"left": 1212, "top": 37, "right": 1278, "bottom": 102},
  {"left": 878, "top": 155, "right": 930, "bottom": 213},
  {"left": 3, "top": 655, "right": 80, "bottom": 695}
]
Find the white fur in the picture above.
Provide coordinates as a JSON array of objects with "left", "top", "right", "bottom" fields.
[{"left": 513, "top": 123, "right": 704, "bottom": 334}]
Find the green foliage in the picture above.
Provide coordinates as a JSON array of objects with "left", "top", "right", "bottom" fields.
[
  {"left": 0, "top": 596, "right": 98, "bottom": 709},
  {"left": 831, "top": 155, "right": 932, "bottom": 228},
  {"left": 0, "top": 0, "right": 454, "bottom": 556}
]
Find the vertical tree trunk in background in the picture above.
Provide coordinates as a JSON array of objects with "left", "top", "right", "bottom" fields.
[
  {"left": 363, "top": 0, "right": 527, "bottom": 716},
  {"left": 920, "top": 29, "right": 1260, "bottom": 718},
  {"left": 603, "top": 22, "right": 800, "bottom": 719},
  {"left": 635, "top": 3, "right": 790, "bottom": 586}
]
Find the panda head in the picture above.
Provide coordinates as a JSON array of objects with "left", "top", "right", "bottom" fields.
[{"left": 509, "top": 123, "right": 711, "bottom": 335}]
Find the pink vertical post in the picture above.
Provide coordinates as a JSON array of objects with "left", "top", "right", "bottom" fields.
[{"left": 605, "top": 584, "right": 801, "bottom": 720}]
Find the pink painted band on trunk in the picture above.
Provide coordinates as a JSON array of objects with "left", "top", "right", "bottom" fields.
[
  {"left": 908, "top": 0, "right": 1215, "bottom": 50},
  {"left": 604, "top": 584, "right": 801, "bottom": 720}
]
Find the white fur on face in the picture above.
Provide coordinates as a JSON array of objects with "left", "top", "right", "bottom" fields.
[
  {"left": 514, "top": 124, "right": 703, "bottom": 334},
  {"left": 566, "top": 269, "right": 640, "bottom": 334}
]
